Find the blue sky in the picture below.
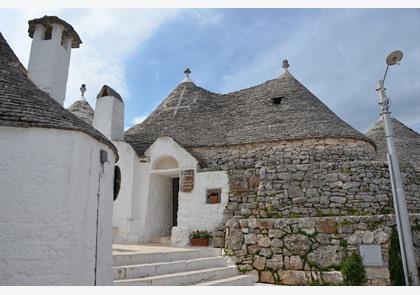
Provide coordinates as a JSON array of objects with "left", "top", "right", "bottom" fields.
[{"left": 1, "top": 8, "right": 419, "bottom": 132}]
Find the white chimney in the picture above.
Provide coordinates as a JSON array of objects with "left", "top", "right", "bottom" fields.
[
  {"left": 93, "top": 85, "right": 124, "bottom": 141},
  {"left": 27, "top": 16, "right": 82, "bottom": 105}
]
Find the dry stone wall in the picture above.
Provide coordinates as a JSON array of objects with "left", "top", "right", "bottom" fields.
[
  {"left": 224, "top": 215, "right": 420, "bottom": 285},
  {"left": 190, "top": 138, "right": 376, "bottom": 171},
  {"left": 199, "top": 137, "right": 420, "bottom": 285},
  {"left": 225, "top": 161, "right": 420, "bottom": 220}
]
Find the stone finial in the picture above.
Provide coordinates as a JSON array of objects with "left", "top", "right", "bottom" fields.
[
  {"left": 182, "top": 68, "right": 193, "bottom": 83},
  {"left": 80, "top": 84, "right": 86, "bottom": 101},
  {"left": 282, "top": 60, "right": 290, "bottom": 71}
]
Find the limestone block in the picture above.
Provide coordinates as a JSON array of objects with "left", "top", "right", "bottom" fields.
[
  {"left": 260, "top": 271, "right": 276, "bottom": 284},
  {"left": 293, "top": 171, "right": 305, "bottom": 181},
  {"left": 244, "top": 233, "right": 257, "bottom": 245},
  {"left": 283, "top": 234, "right": 311, "bottom": 256},
  {"left": 252, "top": 256, "right": 267, "bottom": 270},
  {"left": 248, "top": 244, "right": 261, "bottom": 255},
  {"left": 267, "top": 255, "right": 283, "bottom": 270},
  {"left": 279, "top": 270, "right": 310, "bottom": 285},
  {"left": 212, "top": 236, "right": 225, "bottom": 248},
  {"left": 260, "top": 248, "right": 273, "bottom": 258},
  {"left": 271, "top": 238, "right": 283, "bottom": 248},
  {"left": 325, "top": 173, "right": 339, "bottom": 182},
  {"left": 284, "top": 255, "right": 303, "bottom": 270},
  {"left": 307, "top": 245, "right": 343, "bottom": 269},
  {"left": 256, "top": 219, "right": 274, "bottom": 229},
  {"left": 230, "top": 176, "right": 249, "bottom": 192},
  {"left": 330, "top": 196, "right": 346, "bottom": 204},
  {"left": 288, "top": 186, "right": 304, "bottom": 199},
  {"left": 277, "top": 172, "right": 291, "bottom": 181},
  {"left": 343, "top": 182, "right": 361, "bottom": 189},
  {"left": 348, "top": 231, "right": 363, "bottom": 244},
  {"left": 268, "top": 229, "right": 286, "bottom": 239},
  {"left": 258, "top": 237, "right": 271, "bottom": 247},
  {"left": 321, "top": 271, "right": 344, "bottom": 284},
  {"left": 362, "top": 231, "right": 375, "bottom": 244},
  {"left": 226, "top": 230, "right": 243, "bottom": 250},
  {"left": 316, "top": 219, "right": 337, "bottom": 234},
  {"left": 374, "top": 230, "right": 389, "bottom": 244}
]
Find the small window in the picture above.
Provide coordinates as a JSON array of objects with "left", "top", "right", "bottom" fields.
[
  {"left": 206, "top": 188, "right": 221, "bottom": 204},
  {"left": 271, "top": 96, "right": 283, "bottom": 105},
  {"left": 44, "top": 26, "right": 52, "bottom": 40}
]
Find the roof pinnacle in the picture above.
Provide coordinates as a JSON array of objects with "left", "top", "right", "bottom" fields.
[
  {"left": 182, "top": 68, "right": 193, "bottom": 83},
  {"left": 80, "top": 84, "right": 86, "bottom": 101},
  {"left": 282, "top": 60, "right": 290, "bottom": 72}
]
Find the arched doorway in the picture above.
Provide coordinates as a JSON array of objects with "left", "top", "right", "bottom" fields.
[{"left": 147, "top": 155, "right": 180, "bottom": 242}]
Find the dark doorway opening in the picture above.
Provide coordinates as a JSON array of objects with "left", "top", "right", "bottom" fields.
[{"left": 172, "top": 177, "right": 180, "bottom": 227}]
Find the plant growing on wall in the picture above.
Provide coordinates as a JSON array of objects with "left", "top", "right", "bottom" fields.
[
  {"left": 389, "top": 227, "right": 405, "bottom": 285},
  {"left": 341, "top": 251, "right": 366, "bottom": 285}
]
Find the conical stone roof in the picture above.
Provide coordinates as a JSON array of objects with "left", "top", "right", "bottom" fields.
[
  {"left": 67, "top": 99, "right": 94, "bottom": 126},
  {"left": 0, "top": 32, "right": 118, "bottom": 159},
  {"left": 125, "top": 69, "right": 373, "bottom": 157},
  {"left": 366, "top": 117, "right": 420, "bottom": 166}
]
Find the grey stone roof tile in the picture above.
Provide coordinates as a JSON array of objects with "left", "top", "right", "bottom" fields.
[
  {"left": 67, "top": 100, "right": 94, "bottom": 126},
  {"left": 125, "top": 69, "right": 373, "bottom": 157},
  {"left": 366, "top": 117, "right": 420, "bottom": 166}
]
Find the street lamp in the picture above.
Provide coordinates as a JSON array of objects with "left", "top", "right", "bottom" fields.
[{"left": 376, "top": 50, "right": 419, "bottom": 286}]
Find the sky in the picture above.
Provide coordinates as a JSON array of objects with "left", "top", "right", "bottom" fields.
[{"left": 0, "top": 8, "right": 419, "bottom": 133}]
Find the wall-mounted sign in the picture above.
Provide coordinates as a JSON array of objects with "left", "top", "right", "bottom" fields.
[
  {"left": 359, "top": 244, "right": 383, "bottom": 266},
  {"left": 180, "top": 169, "right": 194, "bottom": 192}
]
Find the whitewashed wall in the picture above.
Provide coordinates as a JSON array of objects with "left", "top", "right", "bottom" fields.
[
  {"left": 93, "top": 96, "right": 124, "bottom": 141},
  {"left": 112, "top": 136, "right": 229, "bottom": 246},
  {"left": 173, "top": 170, "right": 229, "bottom": 246},
  {"left": 27, "top": 23, "right": 72, "bottom": 105},
  {"left": 0, "top": 126, "right": 115, "bottom": 285}
]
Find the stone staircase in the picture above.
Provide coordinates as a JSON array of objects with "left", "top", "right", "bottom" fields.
[{"left": 113, "top": 246, "right": 258, "bottom": 286}]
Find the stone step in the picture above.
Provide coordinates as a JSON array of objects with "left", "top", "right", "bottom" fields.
[
  {"left": 150, "top": 236, "right": 172, "bottom": 245},
  {"left": 196, "top": 273, "right": 259, "bottom": 286},
  {"left": 113, "top": 247, "right": 221, "bottom": 267},
  {"left": 113, "top": 256, "right": 228, "bottom": 280},
  {"left": 113, "top": 265, "right": 240, "bottom": 286}
]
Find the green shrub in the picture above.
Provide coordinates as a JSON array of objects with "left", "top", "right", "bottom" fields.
[
  {"left": 389, "top": 228, "right": 405, "bottom": 285},
  {"left": 341, "top": 251, "right": 366, "bottom": 285}
]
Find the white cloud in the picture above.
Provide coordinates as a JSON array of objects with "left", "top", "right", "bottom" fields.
[
  {"left": 131, "top": 115, "right": 148, "bottom": 125},
  {"left": 0, "top": 8, "right": 180, "bottom": 108}
]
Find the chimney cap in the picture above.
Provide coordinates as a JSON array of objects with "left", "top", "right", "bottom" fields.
[
  {"left": 28, "top": 15, "right": 82, "bottom": 48},
  {"left": 97, "top": 85, "right": 123, "bottom": 102}
]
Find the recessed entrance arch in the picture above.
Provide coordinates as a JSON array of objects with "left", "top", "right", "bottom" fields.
[
  {"left": 152, "top": 155, "right": 179, "bottom": 170},
  {"left": 146, "top": 155, "right": 180, "bottom": 242}
]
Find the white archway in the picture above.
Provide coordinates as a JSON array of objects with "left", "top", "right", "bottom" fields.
[
  {"left": 145, "top": 155, "right": 180, "bottom": 242},
  {"left": 152, "top": 155, "right": 179, "bottom": 170}
]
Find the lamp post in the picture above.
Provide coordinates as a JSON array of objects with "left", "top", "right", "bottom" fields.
[{"left": 376, "top": 50, "right": 419, "bottom": 286}]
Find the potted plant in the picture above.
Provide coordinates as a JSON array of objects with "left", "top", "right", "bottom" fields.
[{"left": 190, "top": 230, "right": 212, "bottom": 247}]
